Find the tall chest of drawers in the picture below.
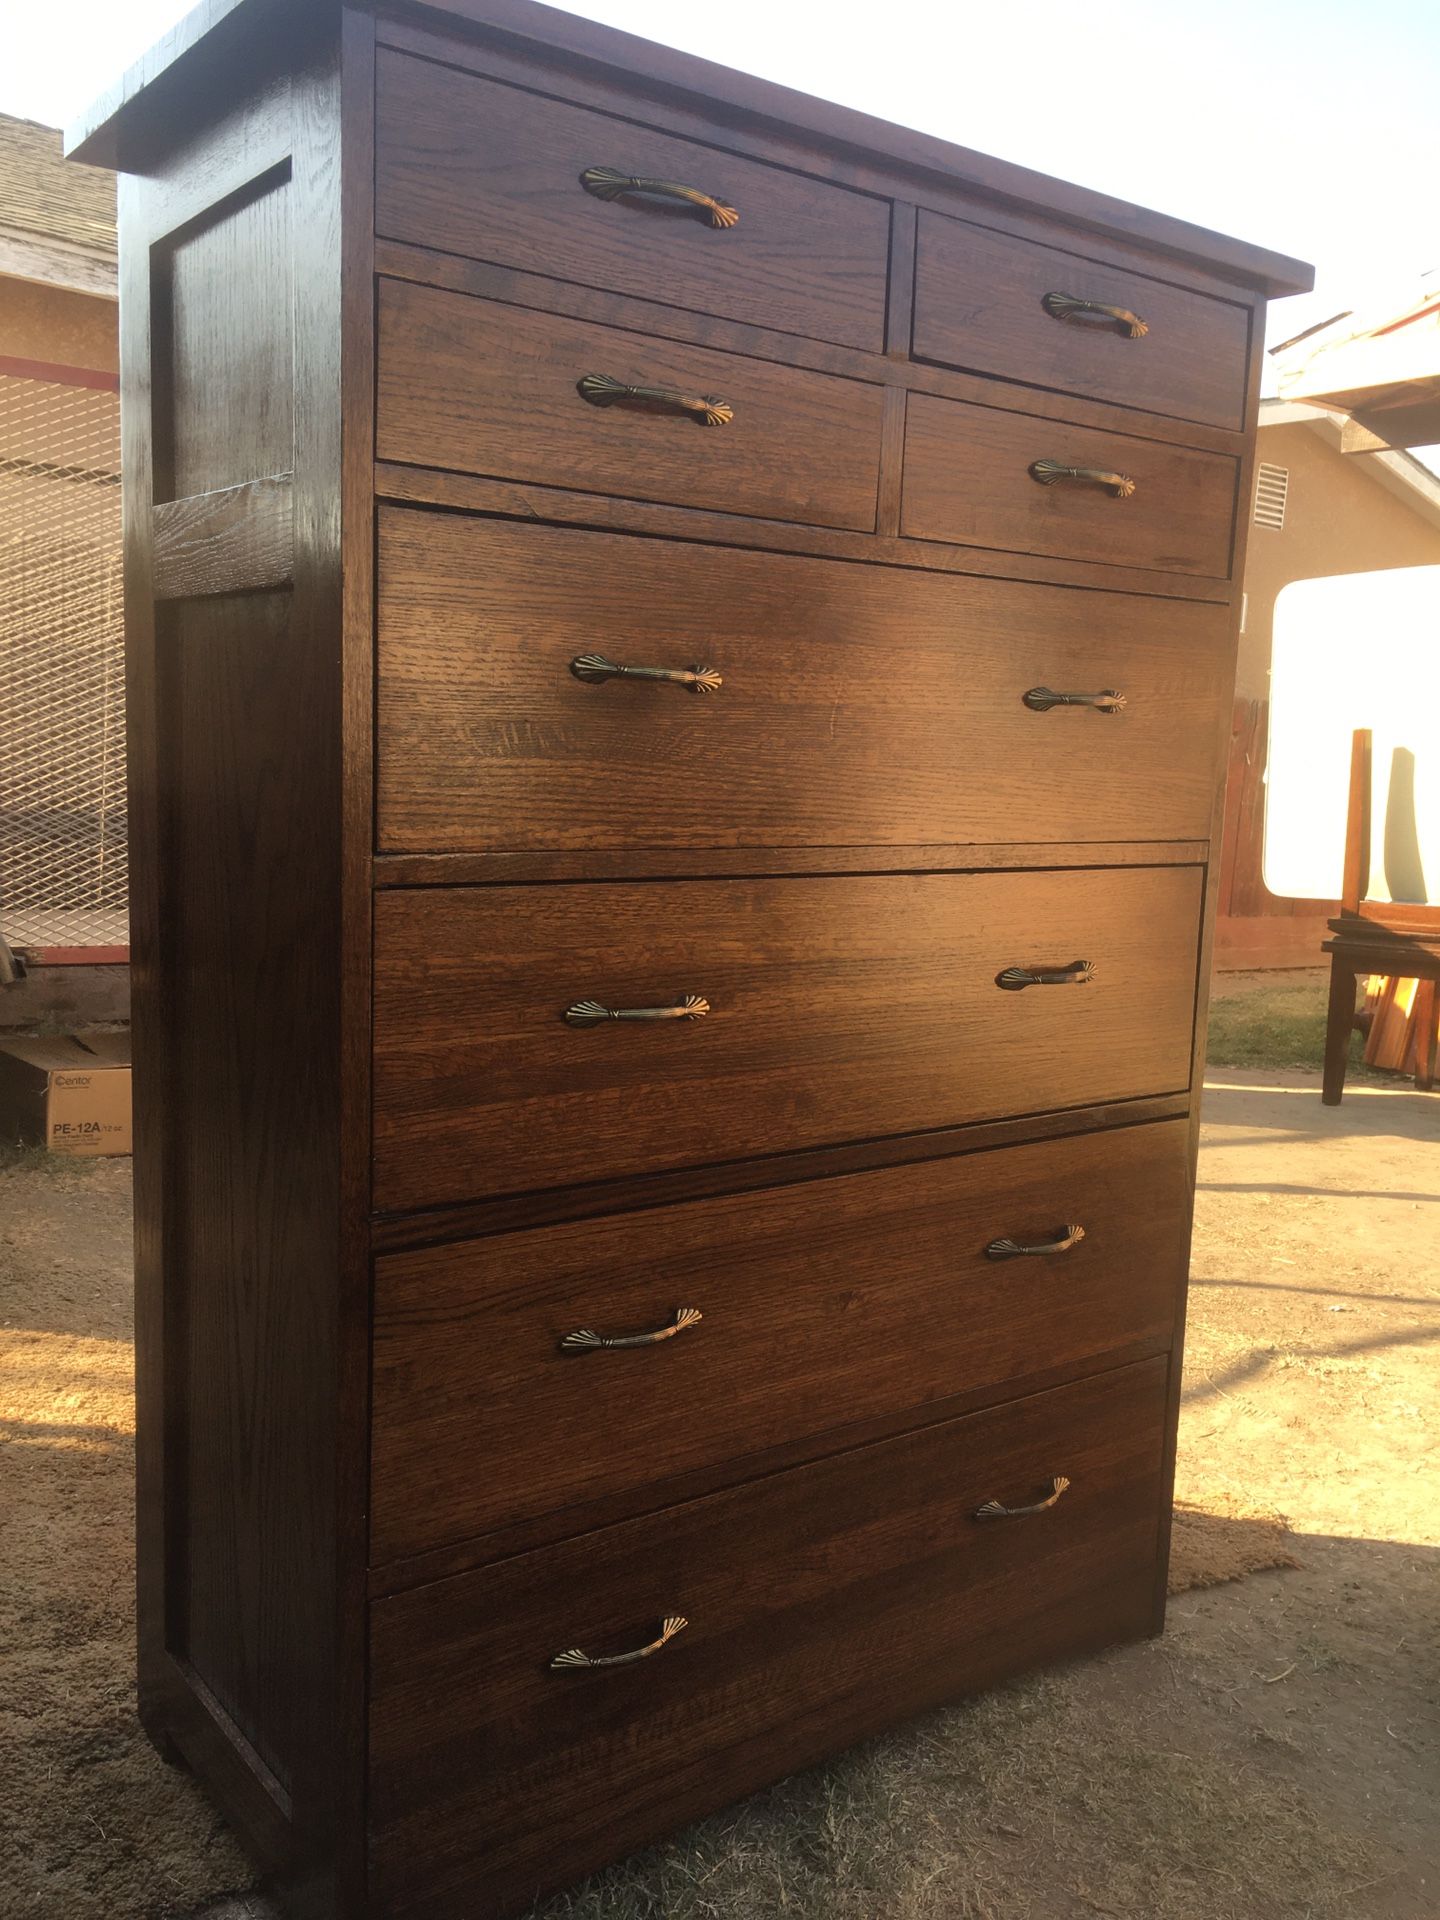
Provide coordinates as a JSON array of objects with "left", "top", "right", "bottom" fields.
[{"left": 72, "top": 4, "right": 1311, "bottom": 1914}]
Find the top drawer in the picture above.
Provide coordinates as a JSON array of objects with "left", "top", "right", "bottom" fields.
[
  {"left": 375, "top": 51, "right": 892, "bottom": 352},
  {"left": 912, "top": 211, "right": 1250, "bottom": 432}
]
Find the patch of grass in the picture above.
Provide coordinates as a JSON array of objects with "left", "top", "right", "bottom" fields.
[
  {"left": 1205, "top": 979, "right": 1362, "bottom": 1073},
  {"left": 0, "top": 1140, "right": 100, "bottom": 1178}
]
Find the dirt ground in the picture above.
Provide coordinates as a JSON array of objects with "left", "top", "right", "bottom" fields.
[{"left": 2, "top": 1053, "right": 1437, "bottom": 1920}]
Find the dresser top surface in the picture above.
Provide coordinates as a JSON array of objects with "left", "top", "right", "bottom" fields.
[{"left": 68, "top": 0, "right": 1312, "bottom": 299}]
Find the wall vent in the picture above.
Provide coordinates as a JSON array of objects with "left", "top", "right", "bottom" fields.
[{"left": 1253, "top": 462, "right": 1289, "bottom": 530}]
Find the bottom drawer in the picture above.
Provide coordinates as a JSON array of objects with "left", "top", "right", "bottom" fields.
[{"left": 369, "top": 1356, "right": 1169, "bottom": 1917}]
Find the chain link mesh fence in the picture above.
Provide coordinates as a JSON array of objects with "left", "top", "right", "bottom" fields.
[{"left": 0, "top": 369, "right": 127, "bottom": 951}]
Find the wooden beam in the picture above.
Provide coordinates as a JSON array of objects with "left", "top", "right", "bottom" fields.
[{"left": 152, "top": 472, "right": 293, "bottom": 600}]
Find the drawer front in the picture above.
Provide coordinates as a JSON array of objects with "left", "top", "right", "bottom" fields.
[
  {"left": 372, "top": 1122, "right": 1189, "bottom": 1564},
  {"left": 369, "top": 1357, "right": 1169, "bottom": 1917},
  {"left": 377, "top": 280, "right": 885, "bottom": 531},
  {"left": 372, "top": 866, "right": 1201, "bottom": 1211},
  {"left": 902, "top": 391, "right": 1238, "bottom": 577},
  {"left": 377, "top": 510, "right": 1232, "bottom": 854},
  {"left": 912, "top": 210, "right": 1250, "bottom": 430},
  {"left": 376, "top": 52, "right": 892, "bottom": 353}
]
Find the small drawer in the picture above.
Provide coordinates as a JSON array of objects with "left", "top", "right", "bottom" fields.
[
  {"left": 912, "top": 210, "right": 1251, "bottom": 430},
  {"left": 376, "top": 509, "right": 1232, "bottom": 855},
  {"left": 376, "top": 51, "right": 893, "bottom": 353},
  {"left": 377, "top": 280, "right": 885, "bottom": 532},
  {"left": 902, "top": 391, "right": 1238, "bottom": 578},
  {"left": 369, "top": 1357, "right": 1169, "bottom": 1917},
  {"left": 372, "top": 865, "right": 1201, "bottom": 1212},
  {"left": 371, "top": 1121, "right": 1189, "bottom": 1564}
]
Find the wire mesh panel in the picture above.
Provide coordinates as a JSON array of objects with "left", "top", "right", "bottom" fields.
[{"left": 0, "top": 370, "right": 127, "bottom": 951}]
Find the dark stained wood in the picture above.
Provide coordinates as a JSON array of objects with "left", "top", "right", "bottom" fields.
[
  {"left": 902, "top": 391, "right": 1238, "bottom": 577},
  {"left": 374, "top": 842, "right": 1211, "bottom": 889},
  {"left": 369, "top": 1356, "right": 1169, "bottom": 1919},
  {"left": 376, "top": 509, "right": 1232, "bottom": 855},
  {"left": 372, "top": 1121, "right": 1190, "bottom": 1563},
  {"left": 375, "top": 50, "right": 891, "bottom": 352},
  {"left": 155, "top": 167, "right": 294, "bottom": 499},
  {"left": 912, "top": 210, "right": 1251, "bottom": 430},
  {"left": 372, "top": 865, "right": 1202, "bottom": 1211},
  {"left": 152, "top": 472, "right": 294, "bottom": 599},
  {"left": 369, "top": 1096, "right": 1194, "bottom": 1257},
  {"left": 373, "top": 237, "right": 1245, "bottom": 459},
  {"left": 79, "top": 1, "right": 1310, "bottom": 1908},
  {"left": 106, "top": 14, "right": 366, "bottom": 1913},
  {"left": 377, "top": 455, "right": 1236, "bottom": 605},
  {"left": 376, "top": 279, "right": 885, "bottom": 532},
  {"left": 68, "top": 0, "right": 1313, "bottom": 301}
]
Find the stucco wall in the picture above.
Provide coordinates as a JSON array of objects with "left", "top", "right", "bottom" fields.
[
  {"left": 1238, "top": 422, "right": 1440, "bottom": 701},
  {"left": 0, "top": 275, "right": 117, "bottom": 373}
]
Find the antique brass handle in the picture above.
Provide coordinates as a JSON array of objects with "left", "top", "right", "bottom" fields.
[
  {"left": 974, "top": 1476, "right": 1071, "bottom": 1522},
  {"left": 996, "top": 961, "right": 1094, "bottom": 991},
  {"left": 1023, "top": 686, "right": 1127, "bottom": 715},
  {"left": 561, "top": 1306, "right": 704, "bottom": 1353},
  {"left": 581, "top": 165, "right": 738, "bottom": 229},
  {"left": 551, "top": 1614, "right": 689, "bottom": 1671},
  {"left": 1030, "top": 460, "right": 1135, "bottom": 498},
  {"left": 565, "top": 994, "right": 710, "bottom": 1027},
  {"left": 1041, "top": 291, "right": 1148, "bottom": 339},
  {"left": 985, "top": 1224, "right": 1086, "bottom": 1261},
  {"left": 571, "top": 652, "right": 723, "bottom": 694},
  {"left": 578, "top": 372, "right": 734, "bottom": 427}
]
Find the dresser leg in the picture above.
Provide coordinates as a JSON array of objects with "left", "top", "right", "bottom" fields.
[
  {"left": 1322, "top": 961, "right": 1356, "bottom": 1105},
  {"left": 1413, "top": 979, "right": 1438, "bottom": 1092}
]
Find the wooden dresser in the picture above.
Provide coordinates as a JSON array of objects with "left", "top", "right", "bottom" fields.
[{"left": 70, "top": 4, "right": 1311, "bottom": 1913}]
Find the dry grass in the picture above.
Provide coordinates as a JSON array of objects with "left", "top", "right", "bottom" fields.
[{"left": 530, "top": 1664, "right": 1378, "bottom": 1920}]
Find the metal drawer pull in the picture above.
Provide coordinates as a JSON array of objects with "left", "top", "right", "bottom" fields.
[
  {"left": 975, "top": 1476, "right": 1071, "bottom": 1522},
  {"left": 985, "top": 1224, "right": 1086, "bottom": 1260},
  {"left": 996, "top": 960, "right": 1094, "bottom": 991},
  {"left": 1023, "top": 686, "right": 1126, "bottom": 715},
  {"left": 578, "top": 371, "right": 734, "bottom": 427},
  {"left": 572, "top": 652, "right": 723, "bottom": 694},
  {"left": 581, "top": 165, "right": 739, "bottom": 229},
  {"left": 565, "top": 994, "right": 710, "bottom": 1027},
  {"left": 1030, "top": 459, "right": 1135, "bottom": 498},
  {"left": 552, "top": 1614, "right": 689, "bottom": 1671},
  {"left": 1041, "top": 290, "right": 1148, "bottom": 339},
  {"left": 561, "top": 1306, "right": 704, "bottom": 1353}
]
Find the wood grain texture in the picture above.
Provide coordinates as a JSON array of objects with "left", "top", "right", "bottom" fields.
[
  {"left": 369, "top": 1356, "right": 1170, "bottom": 1919},
  {"left": 376, "top": 279, "right": 885, "bottom": 532},
  {"left": 376, "top": 509, "right": 1232, "bottom": 854},
  {"left": 371, "top": 1121, "right": 1190, "bottom": 1563},
  {"left": 373, "top": 843, "right": 1212, "bottom": 889},
  {"left": 912, "top": 210, "right": 1250, "bottom": 430},
  {"left": 373, "top": 235, "right": 1245, "bottom": 458},
  {"left": 156, "top": 168, "right": 294, "bottom": 498},
  {"left": 152, "top": 472, "right": 294, "bottom": 599},
  {"left": 372, "top": 865, "right": 1203, "bottom": 1211},
  {"left": 375, "top": 456, "right": 1236, "bottom": 605},
  {"left": 113, "top": 17, "right": 363, "bottom": 1912},
  {"left": 902, "top": 390, "right": 1238, "bottom": 577},
  {"left": 375, "top": 49, "right": 891, "bottom": 351},
  {"left": 70, "top": 0, "right": 1312, "bottom": 305}
]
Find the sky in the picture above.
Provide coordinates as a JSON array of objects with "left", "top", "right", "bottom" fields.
[{"left": 4, "top": 0, "right": 1437, "bottom": 363}]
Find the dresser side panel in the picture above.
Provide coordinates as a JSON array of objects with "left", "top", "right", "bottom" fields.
[{"left": 116, "top": 13, "right": 366, "bottom": 1910}]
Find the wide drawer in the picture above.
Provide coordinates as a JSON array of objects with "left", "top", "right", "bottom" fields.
[
  {"left": 369, "top": 1356, "right": 1169, "bottom": 1918},
  {"left": 372, "top": 865, "right": 1201, "bottom": 1211},
  {"left": 376, "top": 280, "right": 885, "bottom": 531},
  {"left": 371, "top": 1121, "right": 1189, "bottom": 1564},
  {"left": 912, "top": 210, "right": 1250, "bottom": 430},
  {"left": 376, "top": 509, "right": 1232, "bottom": 854},
  {"left": 376, "top": 52, "right": 891, "bottom": 352},
  {"left": 902, "top": 391, "right": 1238, "bottom": 578}
]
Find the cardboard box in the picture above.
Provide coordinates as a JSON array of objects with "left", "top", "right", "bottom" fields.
[{"left": 0, "top": 1031, "right": 132, "bottom": 1156}]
